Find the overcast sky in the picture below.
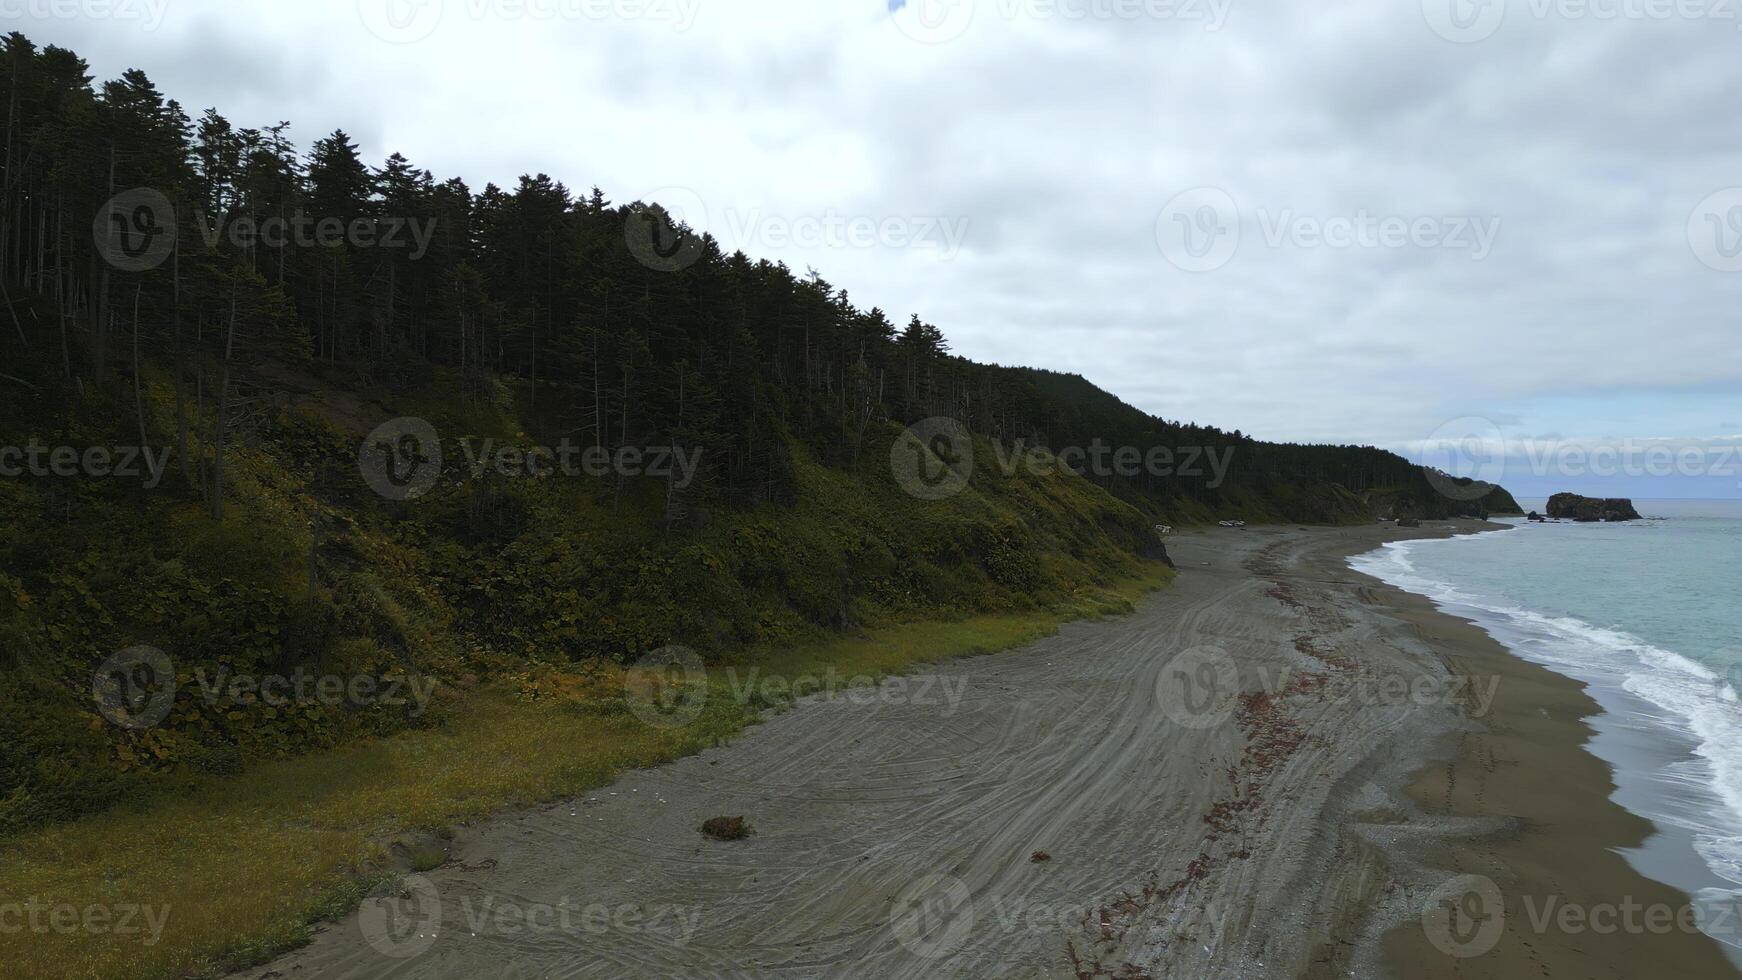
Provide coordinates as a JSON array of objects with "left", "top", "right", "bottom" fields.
[{"left": 20, "top": 0, "right": 1742, "bottom": 496}]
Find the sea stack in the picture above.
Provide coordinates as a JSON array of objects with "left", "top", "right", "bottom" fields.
[{"left": 1546, "top": 492, "right": 1642, "bottom": 522}]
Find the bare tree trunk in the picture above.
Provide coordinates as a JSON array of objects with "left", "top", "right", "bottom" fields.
[
  {"left": 0, "top": 273, "right": 25, "bottom": 348},
  {"left": 665, "top": 365, "right": 684, "bottom": 530},
  {"left": 613, "top": 366, "right": 630, "bottom": 513},
  {"left": 131, "top": 283, "right": 147, "bottom": 452},
  {"left": 173, "top": 245, "right": 191, "bottom": 486},
  {"left": 93, "top": 144, "right": 115, "bottom": 384},
  {"left": 55, "top": 193, "right": 69, "bottom": 378},
  {"left": 591, "top": 325, "right": 602, "bottom": 451},
  {"left": 210, "top": 284, "right": 237, "bottom": 522}
]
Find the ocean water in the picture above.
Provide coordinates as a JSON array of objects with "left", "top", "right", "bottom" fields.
[{"left": 1351, "top": 500, "right": 1742, "bottom": 953}]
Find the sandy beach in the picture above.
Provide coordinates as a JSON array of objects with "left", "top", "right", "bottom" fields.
[{"left": 236, "top": 524, "right": 1739, "bottom": 979}]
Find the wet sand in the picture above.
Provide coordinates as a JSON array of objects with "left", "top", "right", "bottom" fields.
[{"left": 237, "top": 523, "right": 1739, "bottom": 979}]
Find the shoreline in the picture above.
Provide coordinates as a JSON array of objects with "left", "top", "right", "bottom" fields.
[
  {"left": 222, "top": 522, "right": 1738, "bottom": 979},
  {"left": 1342, "top": 524, "right": 1742, "bottom": 978}
]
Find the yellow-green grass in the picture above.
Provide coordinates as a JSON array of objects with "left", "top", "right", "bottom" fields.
[{"left": 0, "top": 564, "right": 1171, "bottom": 980}]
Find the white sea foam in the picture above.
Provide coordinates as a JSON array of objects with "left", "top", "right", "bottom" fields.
[{"left": 1353, "top": 540, "right": 1742, "bottom": 900}]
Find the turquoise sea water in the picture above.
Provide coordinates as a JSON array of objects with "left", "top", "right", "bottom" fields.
[{"left": 1352, "top": 500, "right": 1742, "bottom": 952}]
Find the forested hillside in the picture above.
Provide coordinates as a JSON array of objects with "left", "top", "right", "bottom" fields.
[{"left": 0, "top": 32, "right": 1517, "bottom": 834}]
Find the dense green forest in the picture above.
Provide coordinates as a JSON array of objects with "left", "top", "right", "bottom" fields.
[{"left": 0, "top": 32, "right": 1517, "bottom": 834}]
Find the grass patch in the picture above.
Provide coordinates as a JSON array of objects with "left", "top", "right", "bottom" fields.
[{"left": 0, "top": 563, "right": 1169, "bottom": 980}]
